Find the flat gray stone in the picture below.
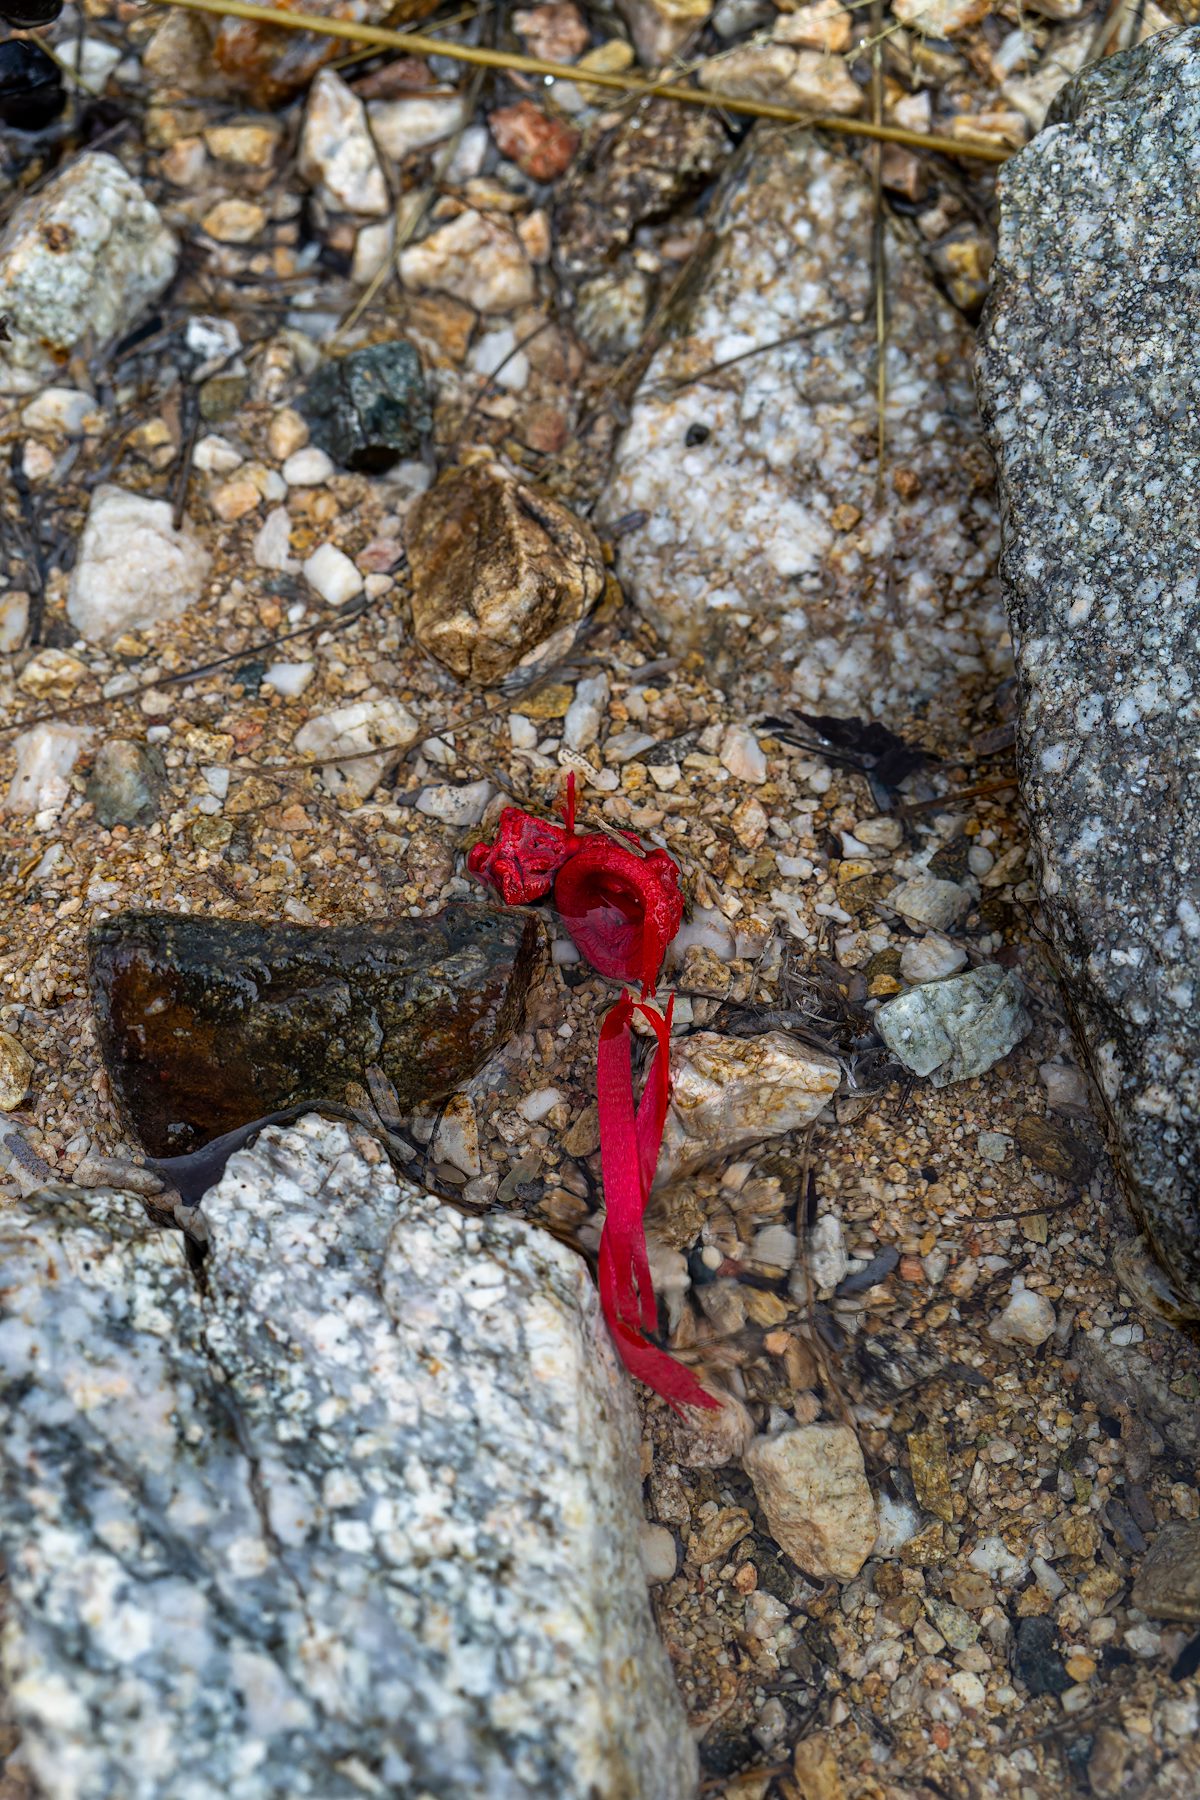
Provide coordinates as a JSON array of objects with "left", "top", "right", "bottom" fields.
[
  {"left": 977, "top": 25, "right": 1200, "bottom": 1317},
  {"left": 0, "top": 1117, "right": 697, "bottom": 1800},
  {"left": 601, "top": 127, "right": 1007, "bottom": 721}
]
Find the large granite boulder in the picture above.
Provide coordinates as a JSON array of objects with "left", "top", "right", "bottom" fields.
[
  {"left": 0, "top": 1118, "right": 698, "bottom": 1799},
  {"left": 601, "top": 127, "right": 1008, "bottom": 724},
  {"left": 977, "top": 26, "right": 1200, "bottom": 1317}
]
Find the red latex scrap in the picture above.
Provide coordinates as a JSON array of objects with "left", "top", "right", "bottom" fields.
[{"left": 469, "top": 777, "right": 718, "bottom": 1413}]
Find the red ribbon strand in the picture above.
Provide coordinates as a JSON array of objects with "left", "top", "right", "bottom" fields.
[{"left": 470, "top": 777, "right": 718, "bottom": 1412}]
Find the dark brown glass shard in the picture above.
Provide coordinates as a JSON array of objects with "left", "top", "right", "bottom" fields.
[{"left": 90, "top": 905, "right": 541, "bottom": 1158}]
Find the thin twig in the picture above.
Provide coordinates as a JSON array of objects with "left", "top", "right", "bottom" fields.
[
  {"left": 871, "top": 0, "right": 888, "bottom": 497},
  {"left": 157, "top": 0, "right": 1010, "bottom": 164}
]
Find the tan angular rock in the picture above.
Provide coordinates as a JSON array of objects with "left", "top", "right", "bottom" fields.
[
  {"left": 407, "top": 464, "right": 605, "bottom": 684},
  {"left": 745, "top": 1425, "right": 877, "bottom": 1580},
  {"left": 698, "top": 43, "right": 863, "bottom": 115},
  {"left": 658, "top": 1030, "right": 839, "bottom": 1182},
  {"left": 616, "top": 0, "right": 712, "bottom": 67},
  {"left": 399, "top": 209, "right": 534, "bottom": 313},
  {"left": 204, "top": 120, "right": 283, "bottom": 170},
  {"left": 201, "top": 198, "right": 267, "bottom": 244},
  {"left": 892, "top": 0, "right": 990, "bottom": 33},
  {"left": 773, "top": 0, "right": 853, "bottom": 50}
]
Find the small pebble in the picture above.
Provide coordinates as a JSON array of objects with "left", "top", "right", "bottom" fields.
[
  {"left": 519, "top": 1088, "right": 562, "bottom": 1123},
  {"left": 302, "top": 542, "right": 364, "bottom": 605},
  {"left": 988, "top": 1285, "right": 1055, "bottom": 1347},
  {"left": 638, "top": 1522, "right": 677, "bottom": 1584},
  {"left": 262, "top": 663, "right": 316, "bottom": 698},
  {"left": 900, "top": 935, "right": 968, "bottom": 984},
  {"left": 282, "top": 447, "right": 335, "bottom": 487},
  {"left": 719, "top": 723, "right": 767, "bottom": 784}
]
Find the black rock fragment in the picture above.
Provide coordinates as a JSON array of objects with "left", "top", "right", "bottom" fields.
[{"left": 300, "top": 340, "right": 431, "bottom": 473}]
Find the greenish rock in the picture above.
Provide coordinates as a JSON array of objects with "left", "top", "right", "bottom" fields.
[
  {"left": 199, "top": 372, "right": 249, "bottom": 422},
  {"left": 191, "top": 815, "right": 233, "bottom": 851},
  {"left": 301, "top": 340, "right": 431, "bottom": 473},
  {"left": 85, "top": 739, "right": 165, "bottom": 827},
  {"left": 924, "top": 1595, "right": 979, "bottom": 1651},
  {"left": 89, "top": 904, "right": 541, "bottom": 1157},
  {"left": 876, "top": 966, "right": 1031, "bottom": 1087}
]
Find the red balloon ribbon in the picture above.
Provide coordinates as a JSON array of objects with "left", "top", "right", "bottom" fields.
[{"left": 469, "top": 776, "right": 718, "bottom": 1412}]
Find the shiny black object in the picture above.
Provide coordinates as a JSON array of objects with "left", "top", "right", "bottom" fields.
[{"left": 0, "top": 39, "right": 65, "bottom": 131}]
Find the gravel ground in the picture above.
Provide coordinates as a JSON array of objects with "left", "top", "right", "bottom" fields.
[{"left": 0, "top": 0, "right": 1198, "bottom": 1794}]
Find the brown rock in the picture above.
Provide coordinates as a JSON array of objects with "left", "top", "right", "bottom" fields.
[
  {"left": 89, "top": 905, "right": 541, "bottom": 1157},
  {"left": 1015, "top": 1113, "right": 1099, "bottom": 1185},
  {"left": 489, "top": 101, "right": 579, "bottom": 180},
  {"left": 351, "top": 56, "right": 434, "bottom": 99},
  {"left": 1087, "top": 1727, "right": 1132, "bottom": 1800},
  {"left": 407, "top": 463, "right": 605, "bottom": 684}
]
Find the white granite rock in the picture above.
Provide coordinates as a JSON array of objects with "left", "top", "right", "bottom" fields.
[
  {"left": 293, "top": 698, "right": 419, "bottom": 801},
  {"left": 888, "top": 873, "right": 973, "bottom": 931},
  {"left": 67, "top": 485, "right": 211, "bottom": 641},
  {"left": 399, "top": 209, "right": 535, "bottom": 313},
  {"left": 805, "top": 1212, "right": 848, "bottom": 1292},
  {"left": 0, "top": 1119, "right": 698, "bottom": 1800},
  {"left": 254, "top": 505, "right": 299, "bottom": 572},
  {"left": 0, "top": 591, "right": 28, "bottom": 652},
  {"left": 299, "top": 70, "right": 389, "bottom": 216},
  {"left": 20, "top": 387, "right": 99, "bottom": 435},
  {"left": 414, "top": 778, "right": 493, "bottom": 825},
  {"left": 602, "top": 128, "right": 1006, "bottom": 722},
  {"left": 0, "top": 154, "right": 177, "bottom": 394},
  {"left": 658, "top": 1029, "right": 839, "bottom": 1182},
  {"left": 744, "top": 1425, "right": 877, "bottom": 1580},
  {"left": 3, "top": 723, "right": 93, "bottom": 818}
]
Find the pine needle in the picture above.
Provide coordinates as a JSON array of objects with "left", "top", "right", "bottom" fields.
[{"left": 157, "top": 0, "right": 1010, "bottom": 165}]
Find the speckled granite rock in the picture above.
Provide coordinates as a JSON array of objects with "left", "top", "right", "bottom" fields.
[
  {"left": 977, "top": 25, "right": 1200, "bottom": 1317},
  {"left": 0, "top": 153, "right": 177, "bottom": 394},
  {"left": 601, "top": 127, "right": 1006, "bottom": 720},
  {"left": 0, "top": 1118, "right": 698, "bottom": 1800}
]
